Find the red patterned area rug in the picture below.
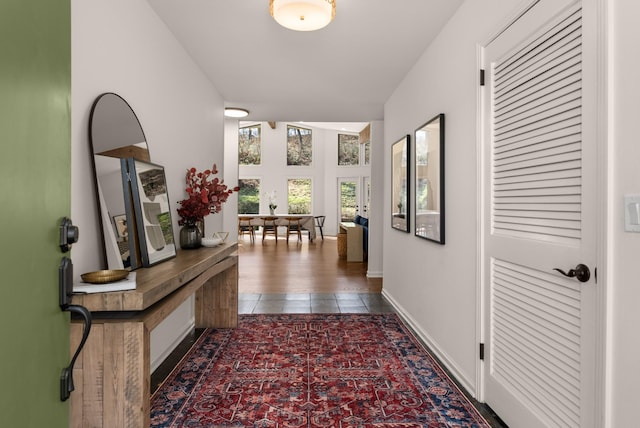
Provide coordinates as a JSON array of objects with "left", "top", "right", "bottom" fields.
[{"left": 151, "top": 314, "right": 490, "bottom": 427}]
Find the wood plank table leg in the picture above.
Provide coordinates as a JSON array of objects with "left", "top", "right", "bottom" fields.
[
  {"left": 195, "top": 256, "right": 238, "bottom": 328},
  {"left": 72, "top": 320, "right": 149, "bottom": 428}
]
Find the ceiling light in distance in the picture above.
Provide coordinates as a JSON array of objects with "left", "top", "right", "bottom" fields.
[
  {"left": 270, "top": 0, "right": 336, "bottom": 32},
  {"left": 224, "top": 108, "right": 249, "bottom": 118}
]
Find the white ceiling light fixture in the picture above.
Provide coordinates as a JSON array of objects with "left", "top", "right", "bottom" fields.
[
  {"left": 269, "top": 0, "right": 336, "bottom": 32},
  {"left": 224, "top": 107, "right": 249, "bottom": 118}
]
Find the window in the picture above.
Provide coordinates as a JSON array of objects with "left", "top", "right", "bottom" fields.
[
  {"left": 238, "top": 125, "right": 261, "bottom": 165},
  {"left": 287, "top": 125, "right": 312, "bottom": 166},
  {"left": 287, "top": 178, "right": 312, "bottom": 214},
  {"left": 363, "top": 140, "right": 371, "bottom": 165},
  {"left": 238, "top": 178, "right": 260, "bottom": 214},
  {"left": 338, "top": 133, "right": 359, "bottom": 166},
  {"left": 339, "top": 179, "right": 358, "bottom": 222}
]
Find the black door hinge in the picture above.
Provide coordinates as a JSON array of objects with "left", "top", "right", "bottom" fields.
[
  {"left": 480, "top": 69, "right": 486, "bottom": 86},
  {"left": 479, "top": 343, "right": 485, "bottom": 360}
]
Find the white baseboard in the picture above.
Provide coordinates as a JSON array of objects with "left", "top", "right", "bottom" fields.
[
  {"left": 367, "top": 270, "right": 383, "bottom": 278},
  {"left": 381, "top": 290, "right": 478, "bottom": 398}
]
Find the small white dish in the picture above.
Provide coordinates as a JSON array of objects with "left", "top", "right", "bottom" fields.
[{"left": 202, "top": 237, "right": 222, "bottom": 247}]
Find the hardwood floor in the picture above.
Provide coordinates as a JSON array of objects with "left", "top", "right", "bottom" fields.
[{"left": 237, "top": 234, "right": 382, "bottom": 294}]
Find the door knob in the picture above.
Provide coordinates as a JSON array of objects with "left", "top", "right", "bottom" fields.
[{"left": 553, "top": 264, "right": 590, "bottom": 283}]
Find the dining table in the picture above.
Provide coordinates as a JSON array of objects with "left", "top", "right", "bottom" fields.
[{"left": 238, "top": 214, "right": 317, "bottom": 241}]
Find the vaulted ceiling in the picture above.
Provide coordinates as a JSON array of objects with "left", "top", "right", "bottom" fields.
[{"left": 148, "top": 0, "right": 464, "bottom": 123}]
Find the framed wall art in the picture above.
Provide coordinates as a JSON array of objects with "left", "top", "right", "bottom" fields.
[
  {"left": 414, "top": 114, "right": 445, "bottom": 244},
  {"left": 391, "top": 135, "right": 410, "bottom": 232},
  {"left": 123, "top": 158, "right": 177, "bottom": 266}
]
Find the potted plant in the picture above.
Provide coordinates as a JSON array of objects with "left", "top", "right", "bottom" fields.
[
  {"left": 176, "top": 163, "right": 239, "bottom": 248},
  {"left": 265, "top": 190, "right": 278, "bottom": 215}
]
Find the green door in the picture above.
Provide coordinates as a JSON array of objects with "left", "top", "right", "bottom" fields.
[{"left": 0, "top": 0, "right": 71, "bottom": 427}]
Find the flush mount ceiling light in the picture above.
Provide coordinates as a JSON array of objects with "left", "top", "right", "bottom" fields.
[
  {"left": 224, "top": 107, "right": 249, "bottom": 118},
  {"left": 269, "top": 0, "right": 336, "bottom": 32}
]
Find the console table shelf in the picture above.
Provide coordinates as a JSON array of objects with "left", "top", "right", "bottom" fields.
[{"left": 69, "top": 243, "right": 238, "bottom": 428}]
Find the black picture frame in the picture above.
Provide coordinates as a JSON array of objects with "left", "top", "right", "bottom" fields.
[
  {"left": 414, "top": 114, "right": 445, "bottom": 244},
  {"left": 123, "top": 158, "right": 176, "bottom": 266},
  {"left": 391, "top": 135, "right": 410, "bottom": 232}
]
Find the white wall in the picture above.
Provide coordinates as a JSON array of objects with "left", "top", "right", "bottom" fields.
[
  {"left": 609, "top": 0, "right": 640, "bottom": 425},
  {"left": 71, "top": 0, "right": 226, "bottom": 370},
  {"left": 223, "top": 118, "right": 240, "bottom": 241},
  {"left": 382, "top": 0, "right": 543, "bottom": 396},
  {"left": 384, "top": 1, "right": 640, "bottom": 425},
  {"left": 367, "top": 121, "right": 385, "bottom": 278}
]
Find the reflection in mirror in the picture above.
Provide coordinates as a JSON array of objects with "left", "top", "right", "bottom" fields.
[
  {"left": 89, "top": 93, "right": 150, "bottom": 270},
  {"left": 414, "top": 114, "right": 445, "bottom": 244}
]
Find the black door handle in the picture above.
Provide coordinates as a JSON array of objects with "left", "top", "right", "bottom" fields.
[
  {"left": 60, "top": 304, "right": 91, "bottom": 401},
  {"left": 553, "top": 264, "right": 590, "bottom": 283},
  {"left": 59, "top": 217, "right": 79, "bottom": 253}
]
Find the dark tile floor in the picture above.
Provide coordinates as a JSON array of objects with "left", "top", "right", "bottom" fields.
[{"left": 238, "top": 292, "right": 396, "bottom": 314}]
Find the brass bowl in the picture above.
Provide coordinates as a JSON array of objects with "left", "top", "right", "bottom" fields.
[{"left": 81, "top": 269, "right": 129, "bottom": 284}]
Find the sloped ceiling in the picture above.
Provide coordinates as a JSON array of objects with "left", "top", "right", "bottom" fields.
[{"left": 148, "top": 0, "right": 464, "bottom": 123}]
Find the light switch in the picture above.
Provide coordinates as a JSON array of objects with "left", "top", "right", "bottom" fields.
[{"left": 624, "top": 195, "right": 640, "bottom": 232}]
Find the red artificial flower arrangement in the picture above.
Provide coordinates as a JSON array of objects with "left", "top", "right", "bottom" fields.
[{"left": 176, "top": 163, "right": 239, "bottom": 226}]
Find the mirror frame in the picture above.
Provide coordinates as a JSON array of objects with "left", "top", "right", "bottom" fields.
[
  {"left": 414, "top": 113, "right": 445, "bottom": 244},
  {"left": 391, "top": 134, "right": 410, "bottom": 232},
  {"left": 124, "top": 158, "right": 177, "bottom": 266},
  {"left": 89, "top": 93, "right": 150, "bottom": 270}
]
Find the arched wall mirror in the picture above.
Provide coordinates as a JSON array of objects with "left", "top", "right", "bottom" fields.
[{"left": 89, "top": 93, "right": 150, "bottom": 270}]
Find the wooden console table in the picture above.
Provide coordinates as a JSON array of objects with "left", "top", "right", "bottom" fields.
[{"left": 69, "top": 242, "right": 238, "bottom": 428}]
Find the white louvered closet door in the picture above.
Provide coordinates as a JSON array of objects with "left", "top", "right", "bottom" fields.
[{"left": 482, "top": 2, "right": 597, "bottom": 427}]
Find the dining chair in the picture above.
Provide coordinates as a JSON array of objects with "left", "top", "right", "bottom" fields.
[
  {"left": 260, "top": 216, "right": 278, "bottom": 243},
  {"left": 238, "top": 216, "right": 255, "bottom": 243},
  {"left": 314, "top": 215, "right": 326, "bottom": 240},
  {"left": 284, "top": 217, "right": 303, "bottom": 243}
]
